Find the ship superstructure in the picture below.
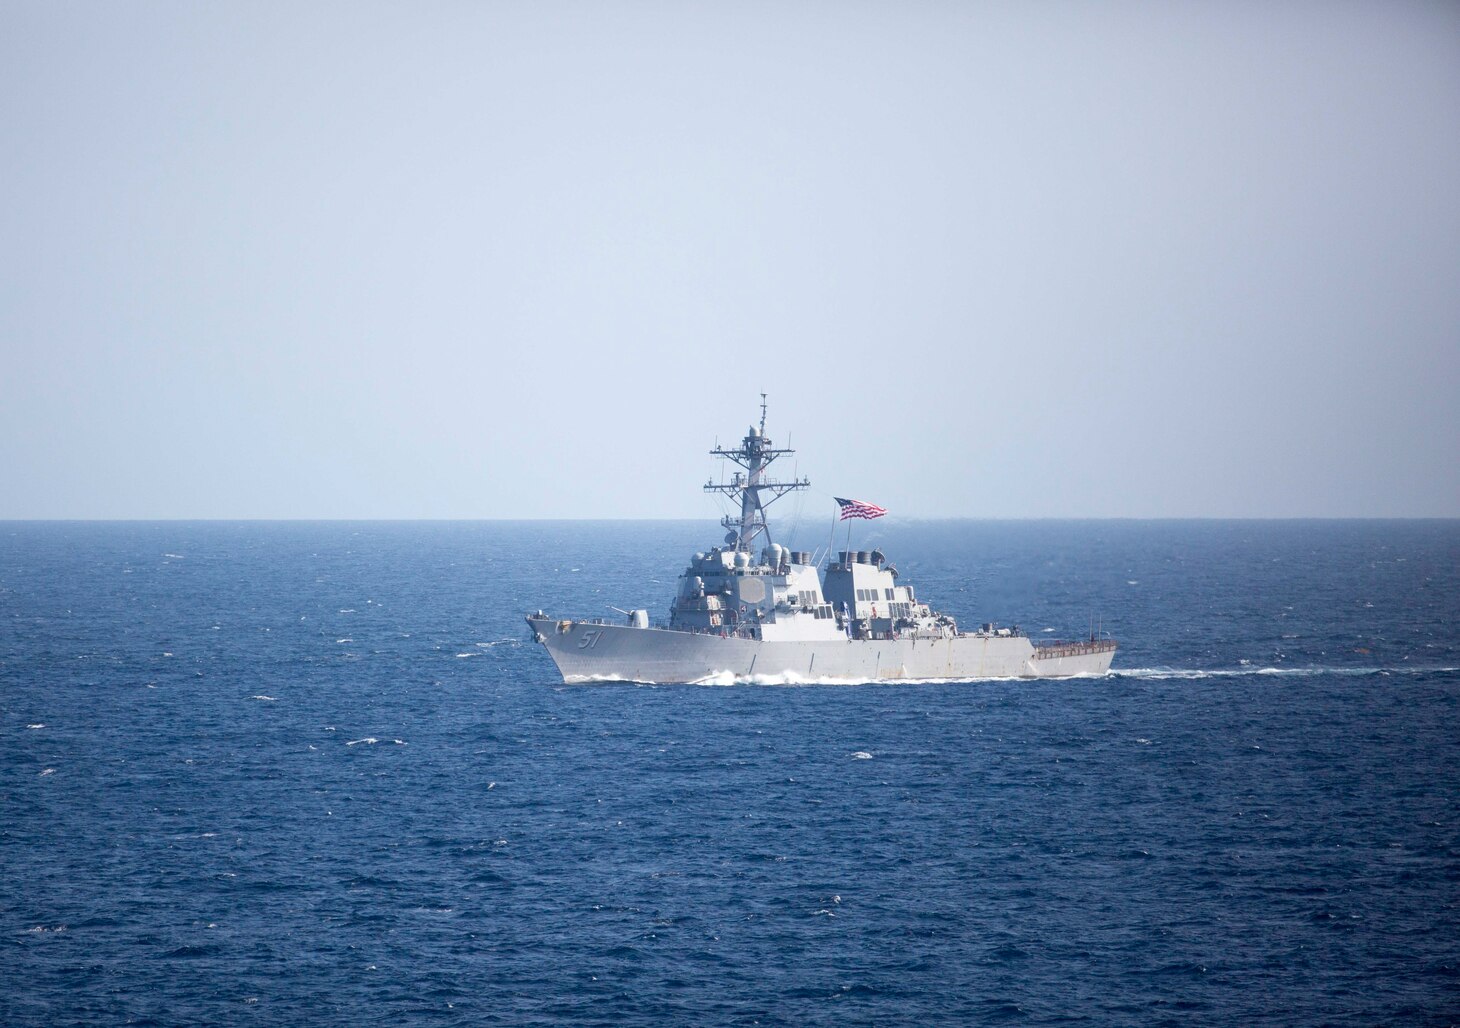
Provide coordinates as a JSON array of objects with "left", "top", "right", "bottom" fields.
[{"left": 526, "top": 401, "right": 1116, "bottom": 683}]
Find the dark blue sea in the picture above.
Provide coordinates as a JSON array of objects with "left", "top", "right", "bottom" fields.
[{"left": 3, "top": 520, "right": 1458, "bottom": 1026}]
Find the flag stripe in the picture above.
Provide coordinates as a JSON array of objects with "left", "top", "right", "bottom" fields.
[{"left": 834, "top": 497, "right": 887, "bottom": 521}]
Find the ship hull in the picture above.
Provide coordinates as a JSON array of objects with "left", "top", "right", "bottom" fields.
[{"left": 527, "top": 618, "right": 1115, "bottom": 684}]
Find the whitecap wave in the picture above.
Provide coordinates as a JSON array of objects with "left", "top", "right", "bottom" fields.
[
  {"left": 1114, "top": 665, "right": 1458, "bottom": 681},
  {"left": 345, "top": 737, "right": 378, "bottom": 746}
]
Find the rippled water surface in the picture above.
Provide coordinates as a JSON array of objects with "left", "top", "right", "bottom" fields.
[{"left": 3, "top": 520, "right": 1458, "bottom": 1025}]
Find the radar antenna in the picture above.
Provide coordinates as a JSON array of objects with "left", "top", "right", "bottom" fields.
[{"left": 705, "top": 395, "right": 809, "bottom": 552}]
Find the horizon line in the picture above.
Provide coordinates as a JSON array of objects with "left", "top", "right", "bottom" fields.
[{"left": 4, "top": 515, "right": 1458, "bottom": 524}]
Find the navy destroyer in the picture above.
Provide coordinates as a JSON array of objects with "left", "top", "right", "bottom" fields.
[{"left": 526, "top": 400, "right": 1116, "bottom": 683}]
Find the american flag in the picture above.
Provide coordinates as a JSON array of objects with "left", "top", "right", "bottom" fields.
[{"left": 835, "top": 497, "right": 887, "bottom": 521}]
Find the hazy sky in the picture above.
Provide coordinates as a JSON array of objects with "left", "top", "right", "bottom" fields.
[{"left": 3, "top": 2, "right": 1457, "bottom": 519}]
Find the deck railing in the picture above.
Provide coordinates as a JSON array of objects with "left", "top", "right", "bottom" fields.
[{"left": 1032, "top": 638, "right": 1118, "bottom": 660}]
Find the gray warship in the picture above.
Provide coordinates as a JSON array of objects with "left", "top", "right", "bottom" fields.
[{"left": 526, "top": 401, "right": 1116, "bottom": 684}]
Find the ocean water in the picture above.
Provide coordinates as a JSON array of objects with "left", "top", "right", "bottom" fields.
[{"left": 2, "top": 519, "right": 1458, "bottom": 1026}]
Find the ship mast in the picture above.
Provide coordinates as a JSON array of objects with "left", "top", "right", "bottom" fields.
[{"left": 705, "top": 394, "right": 809, "bottom": 553}]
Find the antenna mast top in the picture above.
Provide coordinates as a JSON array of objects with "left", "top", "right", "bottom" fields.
[{"left": 704, "top": 396, "right": 809, "bottom": 552}]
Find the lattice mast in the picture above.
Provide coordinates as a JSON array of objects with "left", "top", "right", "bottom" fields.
[{"left": 705, "top": 395, "right": 810, "bottom": 553}]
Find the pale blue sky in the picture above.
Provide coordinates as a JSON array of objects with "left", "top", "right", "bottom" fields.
[{"left": 3, "top": 1, "right": 1457, "bottom": 518}]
